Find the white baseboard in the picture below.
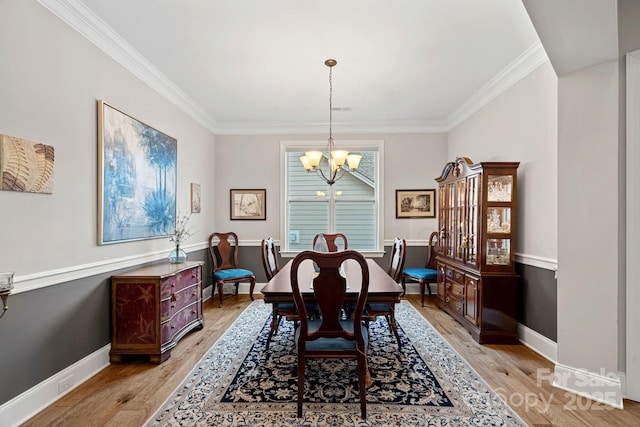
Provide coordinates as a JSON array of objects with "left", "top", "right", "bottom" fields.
[
  {"left": 518, "top": 323, "right": 557, "bottom": 363},
  {"left": 552, "top": 363, "right": 624, "bottom": 409},
  {"left": 0, "top": 344, "right": 111, "bottom": 427}
]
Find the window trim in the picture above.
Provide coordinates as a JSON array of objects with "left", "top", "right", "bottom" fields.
[{"left": 280, "top": 139, "right": 385, "bottom": 257}]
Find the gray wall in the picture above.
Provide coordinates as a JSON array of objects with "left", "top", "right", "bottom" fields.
[{"left": 0, "top": 249, "right": 209, "bottom": 403}]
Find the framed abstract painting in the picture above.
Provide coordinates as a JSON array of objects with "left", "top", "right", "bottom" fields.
[{"left": 98, "top": 100, "right": 177, "bottom": 244}]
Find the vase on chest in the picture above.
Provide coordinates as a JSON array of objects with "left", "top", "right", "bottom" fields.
[{"left": 168, "top": 244, "right": 187, "bottom": 264}]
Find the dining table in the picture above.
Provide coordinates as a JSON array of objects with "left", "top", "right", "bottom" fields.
[
  {"left": 260, "top": 256, "right": 403, "bottom": 387},
  {"left": 260, "top": 257, "right": 404, "bottom": 306}
]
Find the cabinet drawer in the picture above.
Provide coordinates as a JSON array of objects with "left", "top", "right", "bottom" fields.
[
  {"left": 445, "top": 266, "right": 464, "bottom": 284},
  {"left": 161, "top": 301, "right": 202, "bottom": 345},
  {"left": 161, "top": 282, "right": 201, "bottom": 321},
  {"left": 446, "top": 280, "right": 464, "bottom": 298},
  {"left": 445, "top": 294, "right": 464, "bottom": 316},
  {"left": 160, "top": 266, "right": 201, "bottom": 298}
]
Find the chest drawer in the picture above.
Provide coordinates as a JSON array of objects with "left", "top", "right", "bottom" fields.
[
  {"left": 161, "top": 282, "right": 201, "bottom": 321},
  {"left": 160, "top": 266, "right": 201, "bottom": 298},
  {"left": 161, "top": 300, "right": 202, "bottom": 346}
]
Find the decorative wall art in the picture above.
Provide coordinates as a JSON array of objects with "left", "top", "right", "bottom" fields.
[
  {"left": 190, "top": 183, "right": 201, "bottom": 213},
  {"left": 0, "top": 134, "right": 54, "bottom": 194},
  {"left": 230, "top": 189, "right": 266, "bottom": 220},
  {"left": 396, "top": 189, "right": 436, "bottom": 218},
  {"left": 98, "top": 100, "right": 177, "bottom": 245}
]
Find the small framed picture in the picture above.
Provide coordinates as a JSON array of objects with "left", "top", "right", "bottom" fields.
[
  {"left": 190, "top": 183, "right": 201, "bottom": 213},
  {"left": 230, "top": 189, "right": 266, "bottom": 220},
  {"left": 396, "top": 189, "right": 436, "bottom": 218}
]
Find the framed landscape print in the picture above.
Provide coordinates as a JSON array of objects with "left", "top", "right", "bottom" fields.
[
  {"left": 396, "top": 189, "right": 436, "bottom": 218},
  {"left": 98, "top": 100, "right": 177, "bottom": 244},
  {"left": 230, "top": 189, "right": 266, "bottom": 220},
  {"left": 191, "top": 183, "right": 201, "bottom": 213}
]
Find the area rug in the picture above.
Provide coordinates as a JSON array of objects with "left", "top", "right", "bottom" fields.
[{"left": 145, "top": 300, "right": 526, "bottom": 426}]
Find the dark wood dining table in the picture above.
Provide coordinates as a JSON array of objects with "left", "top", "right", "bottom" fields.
[
  {"left": 260, "top": 258, "right": 403, "bottom": 305},
  {"left": 261, "top": 257, "right": 402, "bottom": 388}
]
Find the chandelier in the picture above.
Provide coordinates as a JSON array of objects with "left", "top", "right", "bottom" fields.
[{"left": 299, "top": 59, "right": 362, "bottom": 186}]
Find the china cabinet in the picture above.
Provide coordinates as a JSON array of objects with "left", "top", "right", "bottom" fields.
[
  {"left": 110, "top": 261, "right": 204, "bottom": 363},
  {"left": 435, "top": 157, "right": 520, "bottom": 344}
]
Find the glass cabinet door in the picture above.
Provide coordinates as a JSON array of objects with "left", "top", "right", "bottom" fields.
[
  {"left": 465, "top": 175, "right": 479, "bottom": 267},
  {"left": 487, "top": 175, "right": 513, "bottom": 202},
  {"left": 486, "top": 238, "right": 511, "bottom": 265},
  {"left": 445, "top": 182, "right": 456, "bottom": 258},
  {"left": 438, "top": 184, "right": 446, "bottom": 256},
  {"left": 487, "top": 207, "right": 511, "bottom": 233},
  {"left": 454, "top": 180, "right": 466, "bottom": 261}
]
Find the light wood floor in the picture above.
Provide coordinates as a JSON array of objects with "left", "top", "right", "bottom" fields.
[{"left": 22, "top": 294, "right": 640, "bottom": 427}]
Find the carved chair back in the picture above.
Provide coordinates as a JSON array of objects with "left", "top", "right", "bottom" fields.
[{"left": 312, "top": 233, "right": 348, "bottom": 252}]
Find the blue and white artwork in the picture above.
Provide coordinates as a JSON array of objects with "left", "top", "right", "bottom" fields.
[{"left": 99, "top": 101, "right": 177, "bottom": 244}]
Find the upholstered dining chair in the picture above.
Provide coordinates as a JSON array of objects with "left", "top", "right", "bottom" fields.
[
  {"left": 365, "top": 237, "right": 406, "bottom": 348},
  {"left": 312, "top": 233, "right": 348, "bottom": 252},
  {"left": 208, "top": 232, "right": 256, "bottom": 307},
  {"left": 402, "top": 231, "right": 439, "bottom": 307},
  {"left": 261, "top": 237, "right": 296, "bottom": 350},
  {"left": 290, "top": 249, "right": 370, "bottom": 419}
]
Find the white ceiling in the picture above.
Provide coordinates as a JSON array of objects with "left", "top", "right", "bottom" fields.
[{"left": 55, "top": 0, "right": 542, "bottom": 134}]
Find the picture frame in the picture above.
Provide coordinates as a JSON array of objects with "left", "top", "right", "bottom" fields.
[
  {"left": 396, "top": 189, "right": 436, "bottom": 218},
  {"left": 98, "top": 100, "right": 177, "bottom": 244},
  {"left": 190, "top": 183, "right": 201, "bottom": 213},
  {"left": 230, "top": 189, "right": 266, "bottom": 220}
]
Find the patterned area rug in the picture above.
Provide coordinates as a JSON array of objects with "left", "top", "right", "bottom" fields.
[{"left": 146, "top": 301, "right": 525, "bottom": 426}]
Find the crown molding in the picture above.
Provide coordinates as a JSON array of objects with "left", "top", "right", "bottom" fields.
[
  {"left": 446, "top": 41, "right": 549, "bottom": 131},
  {"left": 38, "top": 0, "right": 547, "bottom": 136},
  {"left": 213, "top": 120, "right": 449, "bottom": 135},
  {"left": 37, "top": 0, "right": 217, "bottom": 133}
]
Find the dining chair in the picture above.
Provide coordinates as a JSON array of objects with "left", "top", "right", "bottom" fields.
[
  {"left": 261, "top": 237, "right": 296, "bottom": 350},
  {"left": 402, "top": 231, "right": 439, "bottom": 307},
  {"left": 208, "top": 232, "right": 256, "bottom": 307},
  {"left": 365, "top": 237, "right": 406, "bottom": 349},
  {"left": 312, "top": 233, "right": 348, "bottom": 252},
  {"left": 290, "top": 249, "right": 370, "bottom": 419}
]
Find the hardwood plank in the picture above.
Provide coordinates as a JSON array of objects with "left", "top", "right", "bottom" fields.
[{"left": 21, "top": 294, "right": 640, "bottom": 426}]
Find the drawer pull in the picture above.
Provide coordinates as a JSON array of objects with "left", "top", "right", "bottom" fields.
[
  {"left": 446, "top": 283, "right": 451, "bottom": 289},
  {"left": 171, "top": 293, "right": 177, "bottom": 302},
  {"left": 445, "top": 297, "right": 450, "bottom": 303},
  {"left": 171, "top": 325, "right": 175, "bottom": 329}
]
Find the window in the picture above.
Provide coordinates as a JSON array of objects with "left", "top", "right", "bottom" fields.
[{"left": 281, "top": 140, "right": 384, "bottom": 254}]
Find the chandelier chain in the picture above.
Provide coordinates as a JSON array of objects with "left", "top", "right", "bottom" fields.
[{"left": 328, "top": 64, "right": 333, "bottom": 142}]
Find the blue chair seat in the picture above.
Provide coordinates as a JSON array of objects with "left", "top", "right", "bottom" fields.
[
  {"left": 296, "top": 318, "right": 369, "bottom": 350},
  {"left": 367, "top": 303, "right": 391, "bottom": 312},
  {"left": 403, "top": 267, "right": 437, "bottom": 280},
  {"left": 213, "top": 268, "right": 254, "bottom": 281},
  {"left": 276, "top": 303, "right": 296, "bottom": 311}
]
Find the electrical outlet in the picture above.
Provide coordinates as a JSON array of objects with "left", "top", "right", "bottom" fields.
[{"left": 58, "top": 375, "right": 74, "bottom": 394}]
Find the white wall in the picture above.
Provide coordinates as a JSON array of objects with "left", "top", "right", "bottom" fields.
[
  {"left": 447, "top": 61, "right": 558, "bottom": 262},
  {"left": 557, "top": 60, "right": 620, "bottom": 372},
  {"left": 214, "top": 133, "right": 447, "bottom": 244},
  {"left": 0, "top": 0, "right": 216, "bottom": 283}
]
